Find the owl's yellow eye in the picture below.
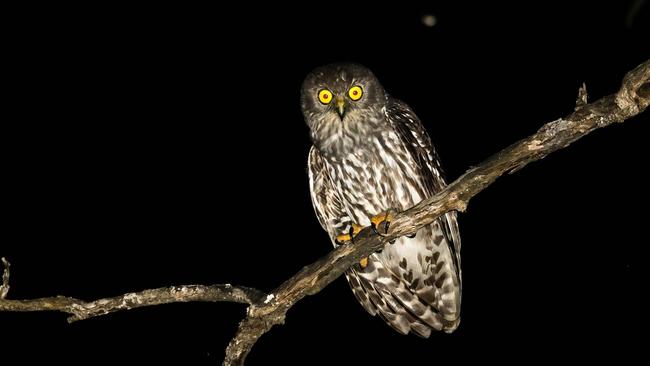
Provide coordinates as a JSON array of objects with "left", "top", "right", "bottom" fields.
[
  {"left": 348, "top": 85, "right": 363, "bottom": 101},
  {"left": 318, "top": 89, "right": 333, "bottom": 104}
]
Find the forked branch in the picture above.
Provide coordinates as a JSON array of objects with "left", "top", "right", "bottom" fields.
[{"left": 1, "top": 60, "right": 648, "bottom": 366}]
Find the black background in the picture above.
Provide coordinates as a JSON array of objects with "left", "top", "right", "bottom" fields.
[{"left": 3, "top": 2, "right": 648, "bottom": 364}]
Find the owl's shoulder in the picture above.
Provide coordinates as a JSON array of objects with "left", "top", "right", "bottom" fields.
[
  {"left": 386, "top": 97, "right": 427, "bottom": 136},
  {"left": 386, "top": 95, "right": 446, "bottom": 189}
]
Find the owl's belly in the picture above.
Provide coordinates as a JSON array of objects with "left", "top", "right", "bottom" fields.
[{"left": 326, "top": 134, "right": 427, "bottom": 226}]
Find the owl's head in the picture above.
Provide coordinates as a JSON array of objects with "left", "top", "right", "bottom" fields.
[{"left": 301, "top": 63, "right": 388, "bottom": 158}]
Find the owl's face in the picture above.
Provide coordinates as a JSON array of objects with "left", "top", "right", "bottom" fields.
[{"left": 301, "top": 63, "right": 388, "bottom": 158}]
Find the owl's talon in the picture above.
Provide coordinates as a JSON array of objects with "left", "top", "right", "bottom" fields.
[
  {"left": 370, "top": 210, "right": 395, "bottom": 236},
  {"left": 335, "top": 224, "right": 363, "bottom": 245},
  {"left": 406, "top": 233, "right": 416, "bottom": 239},
  {"left": 389, "top": 239, "right": 397, "bottom": 244},
  {"left": 359, "top": 257, "right": 369, "bottom": 269}
]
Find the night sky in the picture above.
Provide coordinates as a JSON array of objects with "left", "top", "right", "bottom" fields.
[{"left": 3, "top": 2, "right": 648, "bottom": 364}]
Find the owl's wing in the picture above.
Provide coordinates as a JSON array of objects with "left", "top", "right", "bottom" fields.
[
  {"left": 308, "top": 146, "right": 351, "bottom": 237},
  {"left": 386, "top": 97, "right": 462, "bottom": 276},
  {"left": 308, "top": 147, "right": 380, "bottom": 316},
  {"left": 358, "top": 97, "right": 462, "bottom": 334}
]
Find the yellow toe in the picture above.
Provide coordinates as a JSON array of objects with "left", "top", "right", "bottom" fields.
[
  {"left": 359, "top": 257, "right": 369, "bottom": 269},
  {"left": 370, "top": 211, "right": 394, "bottom": 227}
]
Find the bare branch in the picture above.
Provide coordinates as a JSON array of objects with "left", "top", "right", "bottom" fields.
[
  {"left": 0, "top": 282, "right": 265, "bottom": 323},
  {"left": 1, "top": 60, "right": 647, "bottom": 366}
]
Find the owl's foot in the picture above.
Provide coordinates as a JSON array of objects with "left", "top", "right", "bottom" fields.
[
  {"left": 335, "top": 224, "right": 364, "bottom": 245},
  {"left": 358, "top": 257, "right": 369, "bottom": 269},
  {"left": 370, "top": 210, "right": 397, "bottom": 244},
  {"left": 335, "top": 224, "right": 369, "bottom": 269}
]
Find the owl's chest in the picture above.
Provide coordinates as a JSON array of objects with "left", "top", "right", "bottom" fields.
[{"left": 325, "top": 131, "right": 426, "bottom": 224}]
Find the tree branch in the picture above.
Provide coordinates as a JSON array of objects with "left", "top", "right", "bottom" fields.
[
  {"left": 0, "top": 258, "right": 264, "bottom": 322},
  {"left": 1, "top": 60, "right": 647, "bottom": 365}
]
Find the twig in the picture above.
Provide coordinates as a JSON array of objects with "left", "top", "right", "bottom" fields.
[
  {"left": 1, "top": 257, "right": 9, "bottom": 299},
  {"left": 0, "top": 283, "right": 265, "bottom": 323},
  {"left": 576, "top": 82, "right": 588, "bottom": 109}
]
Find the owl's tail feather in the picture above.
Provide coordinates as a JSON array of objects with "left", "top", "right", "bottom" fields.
[
  {"left": 347, "top": 251, "right": 461, "bottom": 337},
  {"left": 347, "top": 270, "right": 432, "bottom": 338}
]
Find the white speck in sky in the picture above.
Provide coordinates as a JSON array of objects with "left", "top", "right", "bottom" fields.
[{"left": 422, "top": 14, "right": 437, "bottom": 27}]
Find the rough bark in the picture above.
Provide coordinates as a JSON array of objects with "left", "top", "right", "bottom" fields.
[{"left": 0, "top": 271, "right": 265, "bottom": 323}]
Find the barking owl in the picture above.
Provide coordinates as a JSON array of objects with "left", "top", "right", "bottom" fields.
[{"left": 303, "top": 63, "right": 462, "bottom": 337}]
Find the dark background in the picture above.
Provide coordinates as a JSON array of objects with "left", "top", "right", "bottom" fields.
[{"left": 3, "top": 2, "right": 648, "bottom": 364}]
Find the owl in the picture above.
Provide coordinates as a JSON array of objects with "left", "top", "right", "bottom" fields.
[{"left": 303, "top": 63, "right": 462, "bottom": 337}]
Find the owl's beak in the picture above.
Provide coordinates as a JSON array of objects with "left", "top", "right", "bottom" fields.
[{"left": 336, "top": 97, "right": 346, "bottom": 119}]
